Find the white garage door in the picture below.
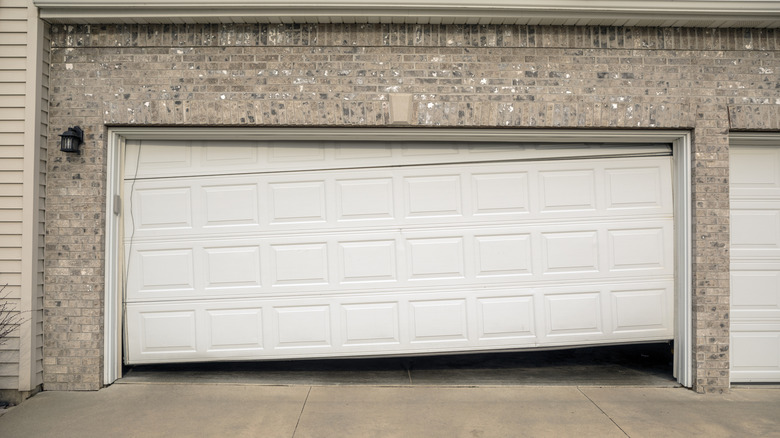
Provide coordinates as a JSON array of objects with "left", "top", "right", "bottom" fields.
[
  {"left": 122, "top": 140, "right": 674, "bottom": 364},
  {"left": 730, "top": 144, "right": 780, "bottom": 382}
]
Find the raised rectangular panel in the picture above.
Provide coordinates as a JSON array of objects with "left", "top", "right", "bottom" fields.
[
  {"left": 336, "top": 178, "right": 394, "bottom": 220},
  {"left": 731, "top": 210, "right": 780, "bottom": 247},
  {"left": 410, "top": 300, "right": 467, "bottom": 342},
  {"left": 269, "top": 181, "right": 326, "bottom": 223},
  {"left": 608, "top": 228, "right": 665, "bottom": 271},
  {"left": 539, "top": 170, "right": 595, "bottom": 212},
  {"left": 341, "top": 303, "right": 400, "bottom": 345},
  {"left": 731, "top": 148, "right": 780, "bottom": 187},
  {"left": 466, "top": 143, "right": 517, "bottom": 153},
  {"left": 271, "top": 243, "right": 328, "bottom": 285},
  {"left": 268, "top": 142, "right": 326, "bottom": 162},
  {"left": 475, "top": 234, "right": 531, "bottom": 277},
  {"left": 274, "top": 306, "right": 331, "bottom": 347},
  {"left": 606, "top": 167, "right": 663, "bottom": 209},
  {"left": 204, "top": 246, "right": 261, "bottom": 288},
  {"left": 611, "top": 289, "right": 667, "bottom": 332},
  {"left": 472, "top": 173, "right": 529, "bottom": 215},
  {"left": 401, "top": 144, "right": 458, "bottom": 156},
  {"left": 478, "top": 296, "right": 534, "bottom": 339},
  {"left": 138, "top": 249, "right": 194, "bottom": 290},
  {"left": 542, "top": 232, "right": 599, "bottom": 274},
  {"left": 732, "top": 270, "right": 780, "bottom": 310},
  {"left": 203, "top": 142, "right": 258, "bottom": 165},
  {"left": 140, "top": 311, "right": 196, "bottom": 352},
  {"left": 134, "top": 142, "right": 192, "bottom": 174},
  {"left": 405, "top": 175, "right": 462, "bottom": 217},
  {"left": 545, "top": 293, "right": 601, "bottom": 335},
  {"left": 203, "top": 184, "right": 259, "bottom": 227},
  {"left": 339, "top": 240, "right": 396, "bottom": 283},
  {"left": 407, "top": 238, "right": 464, "bottom": 280},
  {"left": 335, "top": 144, "right": 392, "bottom": 159},
  {"left": 136, "top": 187, "right": 192, "bottom": 229},
  {"left": 731, "top": 332, "right": 780, "bottom": 368},
  {"left": 207, "top": 308, "right": 263, "bottom": 350}
]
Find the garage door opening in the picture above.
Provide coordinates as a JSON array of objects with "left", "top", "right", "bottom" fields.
[
  {"left": 104, "top": 128, "right": 693, "bottom": 387},
  {"left": 119, "top": 342, "right": 677, "bottom": 387}
]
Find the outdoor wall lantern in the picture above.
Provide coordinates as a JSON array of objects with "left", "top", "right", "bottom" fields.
[{"left": 59, "top": 126, "right": 84, "bottom": 153}]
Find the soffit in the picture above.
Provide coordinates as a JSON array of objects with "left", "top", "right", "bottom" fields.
[{"left": 33, "top": 1, "right": 780, "bottom": 28}]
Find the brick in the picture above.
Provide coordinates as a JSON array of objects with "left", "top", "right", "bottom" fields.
[{"left": 44, "top": 23, "right": 780, "bottom": 394}]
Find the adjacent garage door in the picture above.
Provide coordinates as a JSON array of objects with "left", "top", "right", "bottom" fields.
[
  {"left": 122, "top": 140, "right": 674, "bottom": 364},
  {"left": 730, "top": 143, "right": 780, "bottom": 382}
]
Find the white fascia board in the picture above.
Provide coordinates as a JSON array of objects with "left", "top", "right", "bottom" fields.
[{"left": 35, "top": 0, "right": 780, "bottom": 27}]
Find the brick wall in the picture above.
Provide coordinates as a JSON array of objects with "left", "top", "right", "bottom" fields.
[{"left": 45, "top": 24, "right": 780, "bottom": 393}]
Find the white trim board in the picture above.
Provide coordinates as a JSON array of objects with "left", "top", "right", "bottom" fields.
[
  {"left": 104, "top": 128, "right": 693, "bottom": 387},
  {"left": 36, "top": 0, "right": 780, "bottom": 27}
]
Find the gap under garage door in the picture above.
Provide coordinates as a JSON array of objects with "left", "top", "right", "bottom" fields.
[{"left": 122, "top": 140, "right": 674, "bottom": 364}]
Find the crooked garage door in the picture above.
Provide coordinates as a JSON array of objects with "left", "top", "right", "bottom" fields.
[
  {"left": 730, "top": 143, "right": 780, "bottom": 382},
  {"left": 122, "top": 140, "right": 674, "bottom": 364}
]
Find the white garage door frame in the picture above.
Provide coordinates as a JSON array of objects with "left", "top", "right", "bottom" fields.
[{"left": 103, "top": 128, "right": 693, "bottom": 387}]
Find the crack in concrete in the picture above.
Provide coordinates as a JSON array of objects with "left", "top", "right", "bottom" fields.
[
  {"left": 291, "top": 386, "right": 312, "bottom": 438},
  {"left": 577, "top": 387, "right": 630, "bottom": 437}
]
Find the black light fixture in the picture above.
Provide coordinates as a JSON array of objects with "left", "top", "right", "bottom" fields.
[{"left": 59, "top": 126, "right": 84, "bottom": 154}]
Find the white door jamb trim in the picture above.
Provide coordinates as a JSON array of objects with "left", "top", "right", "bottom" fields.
[{"left": 103, "top": 128, "right": 693, "bottom": 387}]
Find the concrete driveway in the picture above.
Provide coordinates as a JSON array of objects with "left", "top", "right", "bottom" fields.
[{"left": 1, "top": 384, "right": 778, "bottom": 437}]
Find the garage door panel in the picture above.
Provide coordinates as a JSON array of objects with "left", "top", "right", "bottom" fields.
[
  {"left": 731, "top": 144, "right": 780, "bottom": 382},
  {"left": 474, "top": 234, "right": 533, "bottom": 278},
  {"left": 477, "top": 296, "right": 536, "bottom": 340},
  {"left": 268, "top": 180, "right": 327, "bottom": 224},
  {"left": 271, "top": 243, "right": 330, "bottom": 286},
  {"left": 544, "top": 291, "right": 603, "bottom": 336},
  {"left": 126, "top": 140, "right": 194, "bottom": 177},
  {"left": 731, "top": 146, "right": 780, "bottom": 190},
  {"left": 731, "top": 327, "right": 780, "bottom": 382},
  {"left": 404, "top": 175, "right": 463, "bottom": 218},
  {"left": 125, "top": 160, "right": 672, "bottom": 242},
  {"left": 341, "top": 302, "right": 401, "bottom": 346},
  {"left": 608, "top": 227, "right": 668, "bottom": 272},
  {"left": 133, "top": 248, "right": 196, "bottom": 294},
  {"left": 126, "top": 141, "right": 670, "bottom": 179},
  {"left": 539, "top": 169, "right": 596, "bottom": 212},
  {"left": 336, "top": 177, "right": 395, "bottom": 220},
  {"left": 124, "top": 142, "right": 674, "bottom": 364},
  {"left": 410, "top": 299, "right": 469, "bottom": 343},
  {"left": 541, "top": 231, "right": 599, "bottom": 274},
  {"left": 273, "top": 305, "right": 333, "bottom": 349},
  {"left": 406, "top": 237, "right": 467, "bottom": 281},
  {"left": 268, "top": 142, "right": 327, "bottom": 163},
  {"left": 204, "top": 246, "right": 262, "bottom": 289},
  {"left": 134, "top": 186, "right": 193, "bottom": 231},
  {"left": 206, "top": 308, "right": 264, "bottom": 352},
  {"left": 605, "top": 166, "right": 666, "bottom": 210},
  {"left": 338, "top": 240, "right": 398, "bottom": 283},
  {"left": 472, "top": 172, "right": 529, "bottom": 215},
  {"left": 202, "top": 183, "right": 260, "bottom": 228},
  {"left": 203, "top": 141, "right": 259, "bottom": 166},
  {"left": 731, "top": 268, "right": 780, "bottom": 320},
  {"left": 137, "top": 310, "right": 198, "bottom": 354},
  {"left": 610, "top": 288, "right": 670, "bottom": 333},
  {"left": 126, "top": 222, "right": 673, "bottom": 302},
  {"left": 125, "top": 281, "right": 673, "bottom": 364},
  {"left": 731, "top": 209, "right": 780, "bottom": 249}
]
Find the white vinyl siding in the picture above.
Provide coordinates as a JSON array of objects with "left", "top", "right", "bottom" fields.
[{"left": 0, "top": 0, "right": 45, "bottom": 393}]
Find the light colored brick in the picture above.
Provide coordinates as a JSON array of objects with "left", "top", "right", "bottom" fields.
[{"left": 44, "top": 23, "right": 780, "bottom": 394}]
